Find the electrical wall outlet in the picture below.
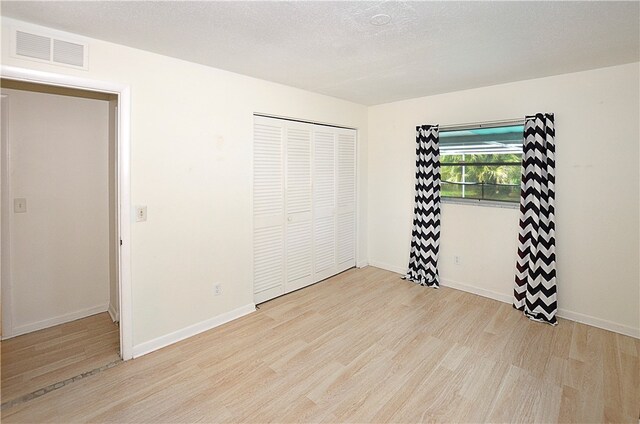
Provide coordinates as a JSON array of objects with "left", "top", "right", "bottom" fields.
[
  {"left": 214, "top": 283, "right": 222, "bottom": 296},
  {"left": 454, "top": 255, "right": 462, "bottom": 265}
]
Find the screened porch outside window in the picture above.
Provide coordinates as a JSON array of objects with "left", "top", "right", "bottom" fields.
[{"left": 439, "top": 124, "right": 524, "bottom": 204}]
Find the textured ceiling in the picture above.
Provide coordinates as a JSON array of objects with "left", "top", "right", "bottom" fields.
[{"left": 2, "top": 1, "right": 639, "bottom": 105}]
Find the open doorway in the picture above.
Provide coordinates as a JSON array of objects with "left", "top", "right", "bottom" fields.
[{"left": 1, "top": 79, "right": 121, "bottom": 405}]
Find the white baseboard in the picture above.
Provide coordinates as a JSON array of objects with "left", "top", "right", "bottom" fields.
[
  {"left": 356, "top": 259, "right": 369, "bottom": 268},
  {"left": 369, "top": 260, "right": 405, "bottom": 275},
  {"left": 5, "top": 303, "right": 109, "bottom": 339},
  {"left": 440, "top": 278, "right": 513, "bottom": 304},
  {"left": 556, "top": 308, "right": 639, "bottom": 339},
  {"left": 132, "top": 303, "right": 256, "bottom": 358},
  {"left": 108, "top": 303, "right": 119, "bottom": 323},
  {"left": 368, "top": 262, "right": 639, "bottom": 339},
  {"left": 441, "top": 279, "right": 640, "bottom": 338}
]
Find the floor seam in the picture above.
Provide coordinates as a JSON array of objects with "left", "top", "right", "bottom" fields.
[{"left": 1, "top": 358, "right": 123, "bottom": 410}]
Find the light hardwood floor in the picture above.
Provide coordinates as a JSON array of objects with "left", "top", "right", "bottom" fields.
[
  {"left": 1, "top": 312, "right": 120, "bottom": 404},
  {"left": 2, "top": 267, "right": 638, "bottom": 423}
]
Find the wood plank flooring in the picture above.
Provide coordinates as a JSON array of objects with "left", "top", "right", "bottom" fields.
[
  {"left": 2, "top": 267, "right": 638, "bottom": 423},
  {"left": 1, "top": 312, "right": 120, "bottom": 405}
]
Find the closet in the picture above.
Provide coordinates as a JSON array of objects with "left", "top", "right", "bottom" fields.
[{"left": 253, "top": 115, "right": 356, "bottom": 303}]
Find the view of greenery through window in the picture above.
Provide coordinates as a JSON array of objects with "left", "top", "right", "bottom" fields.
[
  {"left": 439, "top": 125, "right": 523, "bottom": 203},
  {"left": 440, "top": 153, "right": 521, "bottom": 202}
]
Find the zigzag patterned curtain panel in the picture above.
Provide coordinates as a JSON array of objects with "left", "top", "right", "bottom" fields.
[
  {"left": 514, "top": 113, "right": 557, "bottom": 325},
  {"left": 405, "top": 125, "right": 441, "bottom": 287}
]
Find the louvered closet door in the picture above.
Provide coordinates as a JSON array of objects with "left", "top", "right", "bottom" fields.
[
  {"left": 254, "top": 116, "right": 357, "bottom": 303},
  {"left": 336, "top": 128, "right": 357, "bottom": 272},
  {"left": 284, "top": 121, "right": 313, "bottom": 293},
  {"left": 253, "top": 117, "right": 285, "bottom": 304},
  {"left": 312, "top": 127, "right": 338, "bottom": 281}
]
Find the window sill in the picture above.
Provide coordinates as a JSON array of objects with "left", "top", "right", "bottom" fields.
[{"left": 441, "top": 197, "right": 519, "bottom": 209}]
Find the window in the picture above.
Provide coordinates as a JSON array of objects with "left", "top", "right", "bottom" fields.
[{"left": 440, "top": 123, "right": 523, "bottom": 204}]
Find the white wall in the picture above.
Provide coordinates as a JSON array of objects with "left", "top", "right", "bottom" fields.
[
  {"left": 368, "top": 62, "right": 640, "bottom": 337},
  {"left": 1, "top": 18, "right": 369, "bottom": 350},
  {"left": 2, "top": 88, "right": 110, "bottom": 336}
]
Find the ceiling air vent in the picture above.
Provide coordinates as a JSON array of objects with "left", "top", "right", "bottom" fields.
[{"left": 13, "top": 28, "right": 88, "bottom": 70}]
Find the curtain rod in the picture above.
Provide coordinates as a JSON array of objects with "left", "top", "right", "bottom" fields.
[{"left": 438, "top": 118, "right": 524, "bottom": 132}]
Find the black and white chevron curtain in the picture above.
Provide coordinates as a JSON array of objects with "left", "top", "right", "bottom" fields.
[
  {"left": 404, "top": 125, "right": 441, "bottom": 287},
  {"left": 514, "top": 113, "right": 557, "bottom": 325}
]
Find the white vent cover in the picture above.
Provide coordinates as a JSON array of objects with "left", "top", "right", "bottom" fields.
[
  {"left": 14, "top": 28, "right": 88, "bottom": 70},
  {"left": 52, "top": 39, "right": 85, "bottom": 67},
  {"left": 15, "top": 31, "right": 51, "bottom": 61}
]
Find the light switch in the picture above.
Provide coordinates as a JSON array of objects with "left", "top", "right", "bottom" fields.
[
  {"left": 136, "top": 206, "right": 147, "bottom": 222},
  {"left": 14, "top": 198, "right": 27, "bottom": 213}
]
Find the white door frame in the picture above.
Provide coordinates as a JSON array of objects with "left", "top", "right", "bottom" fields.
[
  {"left": 0, "top": 65, "right": 133, "bottom": 360},
  {"left": 1, "top": 94, "right": 10, "bottom": 339}
]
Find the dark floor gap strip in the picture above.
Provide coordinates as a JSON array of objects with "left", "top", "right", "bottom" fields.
[{"left": 1, "top": 359, "right": 123, "bottom": 410}]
